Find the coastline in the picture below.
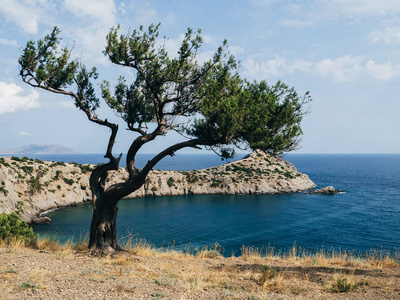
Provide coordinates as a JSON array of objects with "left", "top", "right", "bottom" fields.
[{"left": 0, "top": 150, "right": 315, "bottom": 223}]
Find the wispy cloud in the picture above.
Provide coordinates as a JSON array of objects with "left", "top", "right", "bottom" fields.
[
  {"left": 0, "top": 82, "right": 40, "bottom": 115},
  {"left": 369, "top": 27, "right": 400, "bottom": 44},
  {"left": 63, "top": 0, "right": 117, "bottom": 26},
  {"left": 0, "top": 38, "right": 18, "bottom": 47},
  {"left": 18, "top": 131, "right": 30, "bottom": 136},
  {"left": 0, "top": 0, "right": 47, "bottom": 34},
  {"left": 243, "top": 55, "right": 400, "bottom": 82}
]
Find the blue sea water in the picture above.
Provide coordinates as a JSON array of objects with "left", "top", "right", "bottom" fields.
[{"left": 26, "top": 153, "right": 400, "bottom": 256}]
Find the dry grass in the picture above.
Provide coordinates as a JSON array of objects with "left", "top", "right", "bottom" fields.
[{"left": 1, "top": 236, "right": 399, "bottom": 299}]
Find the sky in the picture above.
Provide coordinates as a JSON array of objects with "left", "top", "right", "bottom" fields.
[{"left": 0, "top": 0, "right": 399, "bottom": 154}]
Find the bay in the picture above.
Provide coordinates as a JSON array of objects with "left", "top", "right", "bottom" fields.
[{"left": 30, "top": 153, "right": 400, "bottom": 256}]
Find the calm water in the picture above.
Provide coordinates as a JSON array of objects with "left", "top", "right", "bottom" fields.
[{"left": 29, "top": 153, "right": 400, "bottom": 256}]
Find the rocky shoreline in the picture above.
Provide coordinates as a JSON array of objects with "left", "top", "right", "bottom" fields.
[{"left": 0, "top": 150, "right": 316, "bottom": 223}]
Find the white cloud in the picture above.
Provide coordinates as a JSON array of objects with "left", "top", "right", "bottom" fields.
[
  {"left": 0, "top": 82, "right": 40, "bottom": 115},
  {"left": 64, "top": 0, "right": 116, "bottom": 26},
  {"left": 0, "top": 0, "right": 46, "bottom": 34},
  {"left": 0, "top": 38, "right": 18, "bottom": 47},
  {"left": 369, "top": 27, "right": 400, "bottom": 44},
  {"left": 322, "top": 0, "right": 400, "bottom": 18},
  {"left": 280, "top": 0, "right": 400, "bottom": 27},
  {"left": 243, "top": 55, "right": 400, "bottom": 82},
  {"left": 18, "top": 131, "right": 30, "bottom": 136},
  {"left": 250, "top": 0, "right": 278, "bottom": 6}
]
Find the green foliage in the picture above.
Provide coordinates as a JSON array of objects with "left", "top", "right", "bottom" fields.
[
  {"left": 259, "top": 265, "right": 277, "bottom": 285},
  {"left": 63, "top": 178, "right": 74, "bottom": 185},
  {"left": 53, "top": 170, "right": 63, "bottom": 180},
  {"left": 0, "top": 212, "right": 35, "bottom": 244},
  {"left": 0, "top": 158, "right": 10, "bottom": 168},
  {"left": 0, "top": 187, "right": 9, "bottom": 196},
  {"left": 19, "top": 24, "right": 310, "bottom": 164},
  {"left": 49, "top": 162, "right": 65, "bottom": 167},
  {"left": 27, "top": 176, "right": 43, "bottom": 195},
  {"left": 151, "top": 186, "right": 158, "bottom": 191},
  {"left": 167, "top": 177, "right": 175, "bottom": 187},
  {"left": 21, "top": 165, "right": 34, "bottom": 174},
  {"left": 210, "top": 179, "right": 222, "bottom": 187},
  {"left": 19, "top": 280, "right": 37, "bottom": 290},
  {"left": 79, "top": 164, "right": 93, "bottom": 173},
  {"left": 330, "top": 278, "right": 358, "bottom": 293}
]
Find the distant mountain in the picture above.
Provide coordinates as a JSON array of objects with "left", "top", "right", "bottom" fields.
[{"left": 0, "top": 144, "right": 85, "bottom": 155}]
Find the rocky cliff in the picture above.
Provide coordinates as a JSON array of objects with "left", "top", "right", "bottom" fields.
[{"left": 0, "top": 150, "right": 315, "bottom": 223}]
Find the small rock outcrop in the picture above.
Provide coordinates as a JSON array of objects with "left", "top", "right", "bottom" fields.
[
  {"left": 309, "top": 186, "right": 344, "bottom": 195},
  {"left": 0, "top": 150, "right": 316, "bottom": 223}
]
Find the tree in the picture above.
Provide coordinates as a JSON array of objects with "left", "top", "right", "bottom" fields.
[{"left": 19, "top": 25, "right": 311, "bottom": 252}]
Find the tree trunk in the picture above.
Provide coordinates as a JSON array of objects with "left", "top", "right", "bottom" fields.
[{"left": 88, "top": 194, "right": 121, "bottom": 252}]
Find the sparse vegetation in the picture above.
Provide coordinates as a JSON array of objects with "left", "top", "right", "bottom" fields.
[
  {"left": 167, "top": 177, "right": 175, "bottom": 187},
  {"left": 63, "top": 178, "right": 74, "bottom": 185},
  {"left": 0, "top": 187, "right": 9, "bottom": 196},
  {"left": 0, "top": 212, "right": 35, "bottom": 244},
  {"left": 330, "top": 277, "right": 358, "bottom": 293},
  {"left": 79, "top": 164, "right": 93, "bottom": 173},
  {"left": 27, "top": 176, "right": 43, "bottom": 195},
  {"left": 0, "top": 238, "right": 397, "bottom": 299}
]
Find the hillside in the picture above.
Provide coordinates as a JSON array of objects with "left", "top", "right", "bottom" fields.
[
  {"left": 0, "top": 150, "right": 315, "bottom": 223},
  {"left": 0, "top": 144, "right": 83, "bottom": 155}
]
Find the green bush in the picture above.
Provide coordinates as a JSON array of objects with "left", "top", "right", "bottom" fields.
[
  {"left": 63, "top": 178, "right": 74, "bottom": 185},
  {"left": 167, "top": 177, "right": 175, "bottom": 187},
  {"left": 27, "top": 177, "right": 43, "bottom": 195},
  {"left": 0, "top": 187, "right": 9, "bottom": 196},
  {"left": 79, "top": 164, "right": 93, "bottom": 173},
  {"left": 330, "top": 278, "right": 358, "bottom": 293},
  {"left": 0, "top": 212, "right": 35, "bottom": 244},
  {"left": 21, "top": 165, "right": 34, "bottom": 174}
]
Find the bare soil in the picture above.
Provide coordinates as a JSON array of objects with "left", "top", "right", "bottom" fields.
[{"left": 1, "top": 246, "right": 399, "bottom": 299}]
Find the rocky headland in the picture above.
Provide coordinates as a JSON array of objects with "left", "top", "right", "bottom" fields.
[{"left": 0, "top": 150, "right": 315, "bottom": 223}]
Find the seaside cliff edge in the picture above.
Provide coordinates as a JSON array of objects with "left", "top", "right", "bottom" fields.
[{"left": 0, "top": 150, "right": 315, "bottom": 223}]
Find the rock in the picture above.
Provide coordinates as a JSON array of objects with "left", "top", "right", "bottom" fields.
[
  {"left": 0, "top": 150, "right": 317, "bottom": 223},
  {"left": 30, "top": 216, "right": 52, "bottom": 224},
  {"left": 309, "top": 186, "right": 344, "bottom": 195}
]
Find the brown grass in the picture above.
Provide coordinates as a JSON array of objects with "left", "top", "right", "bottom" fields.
[{"left": 1, "top": 236, "right": 399, "bottom": 299}]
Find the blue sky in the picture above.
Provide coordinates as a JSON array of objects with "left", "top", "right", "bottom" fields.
[{"left": 0, "top": 0, "right": 399, "bottom": 154}]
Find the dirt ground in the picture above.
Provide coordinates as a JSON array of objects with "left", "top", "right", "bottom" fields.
[{"left": 0, "top": 245, "right": 399, "bottom": 299}]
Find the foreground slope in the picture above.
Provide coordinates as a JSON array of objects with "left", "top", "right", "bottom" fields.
[
  {"left": 0, "top": 150, "right": 315, "bottom": 223},
  {"left": 0, "top": 244, "right": 398, "bottom": 299}
]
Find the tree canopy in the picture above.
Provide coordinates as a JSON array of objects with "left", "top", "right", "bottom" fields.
[{"left": 18, "top": 24, "right": 311, "bottom": 251}]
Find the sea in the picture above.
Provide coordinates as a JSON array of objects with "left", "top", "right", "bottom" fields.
[{"left": 12, "top": 153, "right": 399, "bottom": 256}]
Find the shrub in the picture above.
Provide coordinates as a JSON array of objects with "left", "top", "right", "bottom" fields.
[
  {"left": 27, "top": 176, "right": 43, "bottom": 195},
  {"left": 0, "top": 212, "right": 35, "bottom": 244},
  {"left": 49, "top": 161, "right": 65, "bottom": 167},
  {"left": 0, "top": 187, "right": 8, "bottom": 196},
  {"left": 0, "top": 158, "right": 10, "bottom": 167},
  {"left": 330, "top": 278, "right": 358, "bottom": 293},
  {"left": 167, "top": 177, "right": 175, "bottom": 187},
  {"left": 21, "top": 165, "right": 34, "bottom": 174},
  {"left": 53, "top": 170, "right": 63, "bottom": 180},
  {"left": 63, "top": 178, "right": 74, "bottom": 185},
  {"left": 79, "top": 164, "right": 93, "bottom": 173},
  {"left": 151, "top": 186, "right": 158, "bottom": 191},
  {"left": 259, "top": 265, "right": 277, "bottom": 285}
]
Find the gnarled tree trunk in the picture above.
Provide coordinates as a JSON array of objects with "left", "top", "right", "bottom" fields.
[{"left": 88, "top": 194, "right": 119, "bottom": 251}]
